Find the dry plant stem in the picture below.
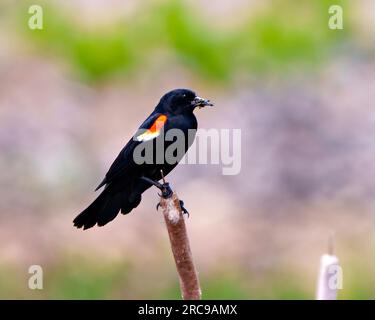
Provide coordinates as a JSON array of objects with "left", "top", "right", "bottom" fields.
[
  {"left": 160, "top": 193, "right": 201, "bottom": 300},
  {"left": 316, "top": 234, "right": 339, "bottom": 300},
  {"left": 316, "top": 254, "right": 339, "bottom": 300}
]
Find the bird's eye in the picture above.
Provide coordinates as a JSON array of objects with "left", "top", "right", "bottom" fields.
[{"left": 182, "top": 94, "right": 186, "bottom": 98}]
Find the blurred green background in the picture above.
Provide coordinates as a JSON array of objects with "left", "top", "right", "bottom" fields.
[{"left": 1, "top": 0, "right": 375, "bottom": 299}]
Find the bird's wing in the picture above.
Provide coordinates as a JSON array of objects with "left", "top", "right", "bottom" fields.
[
  {"left": 133, "top": 114, "right": 168, "bottom": 142},
  {"left": 95, "top": 112, "right": 167, "bottom": 190}
]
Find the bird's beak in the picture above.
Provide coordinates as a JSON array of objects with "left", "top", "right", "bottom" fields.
[{"left": 192, "top": 96, "right": 214, "bottom": 109}]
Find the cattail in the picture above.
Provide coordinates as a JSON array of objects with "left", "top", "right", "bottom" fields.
[
  {"left": 157, "top": 171, "right": 201, "bottom": 300},
  {"left": 316, "top": 234, "right": 342, "bottom": 300}
]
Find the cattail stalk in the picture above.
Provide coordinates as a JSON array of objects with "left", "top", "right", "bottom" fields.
[
  {"left": 316, "top": 235, "right": 342, "bottom": 300},
  {"left": 159, "top": 192, "right": 201, "bottom": 300}
]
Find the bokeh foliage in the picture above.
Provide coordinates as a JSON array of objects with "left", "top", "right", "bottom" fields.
[
  {"left": 1, "top": 257, "right": 373, "bottom": 299},
  {"left": 17, "top": 0, "right": 349, "bottom": 83}
]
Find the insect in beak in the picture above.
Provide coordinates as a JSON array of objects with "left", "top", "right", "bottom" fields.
[{"left": 192, "top": 96, "right": 214, "bottom": 109}]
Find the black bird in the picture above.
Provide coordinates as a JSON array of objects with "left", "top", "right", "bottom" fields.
[{"left": 73, "top": 88, "right": 213, "bottom": 229}]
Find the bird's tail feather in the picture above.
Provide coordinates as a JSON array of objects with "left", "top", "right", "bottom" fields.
[{"left": 73, "top": 191, "right": 122, "bottom": 230}]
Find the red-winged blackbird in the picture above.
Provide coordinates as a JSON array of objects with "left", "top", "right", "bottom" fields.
[{"left": 73, "top": 89, "right": 213, "bottom": 229}]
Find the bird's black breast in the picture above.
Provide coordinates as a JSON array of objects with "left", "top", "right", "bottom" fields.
[
  {"left": 165, "top": 113, "right": 197, "bottom": 134},
  {"left": 165, "top": 112, "right": 197, "bottom": 147}
]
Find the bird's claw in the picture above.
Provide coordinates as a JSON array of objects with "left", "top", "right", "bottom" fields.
[
  {"left": 140, "top": 176, "right": 173, "bottom": 198},
  {"left": 156, "top": 182, "right": 172, "bottom": 211},
  {"left": 160, "top": 182, "right": 173, "bottom": 199},
  {"left": 179, "top": 200, "right": 189, "bottom": 218}
]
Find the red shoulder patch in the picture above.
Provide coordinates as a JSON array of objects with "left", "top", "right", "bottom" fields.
[{"left": 136, "top": 115, "right": 168, "bottom": 142}]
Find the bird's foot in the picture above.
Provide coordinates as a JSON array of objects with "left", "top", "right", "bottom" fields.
[
  {"left": 158, "top": 182, "right": 173, "bottom": 199},
  {"left": 179, "top": 200, "right": 189, "bottom": 218},
  {"left": 140, "top": 176, "right": 173, "bottom": 199},
  {"left": 156, "top": 182, "right": 173, "bottom": 212}
]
